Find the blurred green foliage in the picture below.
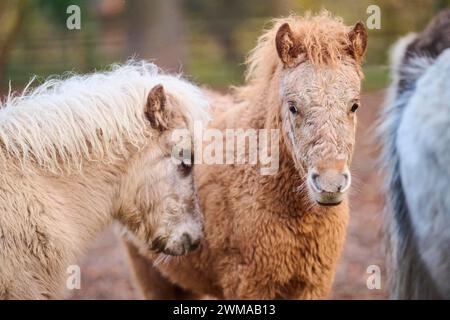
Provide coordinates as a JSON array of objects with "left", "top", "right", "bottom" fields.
[{"left": 1, "top": 0, "right": 449, "bottom": 92}]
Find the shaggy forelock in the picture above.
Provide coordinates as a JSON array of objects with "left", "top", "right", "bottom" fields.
[
  {"left": 244, "top": 11, "right": 353, "bottom": 85},
  {"left": 0, "top": 60, "right": 209, "bottom": 174}
]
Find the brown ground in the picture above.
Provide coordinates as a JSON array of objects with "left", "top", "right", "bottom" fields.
[{"left": 70, "top": 92, "right": 389, "bottom": 300}]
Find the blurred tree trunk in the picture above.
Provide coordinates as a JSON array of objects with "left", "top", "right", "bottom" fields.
[
  {"left": 0, "top": 0, "right": 27, "bottom": 82},
  {"left": 125, "top": 0, "right": 185, "bottom": 71}
]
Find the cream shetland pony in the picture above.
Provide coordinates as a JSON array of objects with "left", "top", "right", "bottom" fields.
[
  {"left": 0, "top": 61, "right": 208, "bottom": 299},
  {"left": 124, "top": 12, "right": 367, "bottom": 299}
]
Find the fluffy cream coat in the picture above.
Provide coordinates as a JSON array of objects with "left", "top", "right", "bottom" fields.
[{"left": 0, "top": 61, "right": 208, "bottom": 299}]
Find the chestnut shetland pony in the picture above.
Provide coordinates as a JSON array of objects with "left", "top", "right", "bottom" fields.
[
  {"left": 0, "top": 61, "right": 208, "bottom": 299},
  {"left": 124, "top": 12, "right": 367, "bottom": 299}
]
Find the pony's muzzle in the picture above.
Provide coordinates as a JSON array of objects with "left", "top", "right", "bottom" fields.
[
  {"left": 307, "top": 167, "right": 351, "bottom": 206},
  {"left": 162, "top": 232, "right": 201, "bottom": 256}
]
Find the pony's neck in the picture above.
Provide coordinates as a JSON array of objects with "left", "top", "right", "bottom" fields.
[{"left": 50, "top": 160, "right": 123, "bottom": 255}]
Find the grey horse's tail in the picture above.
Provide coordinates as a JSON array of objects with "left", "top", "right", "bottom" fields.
[{"left": 380, "top": 9, "right": 450, "bottom": 299}]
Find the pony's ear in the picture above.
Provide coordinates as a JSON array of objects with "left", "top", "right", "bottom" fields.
[
  {"left": 275, "top": 23, "right": 304, "bottom": 67},
  {"left": 145, "top": 84, "right": 169, "bottom": 131},
  {"left": 348, "top": 22, "right": 368, "bottom": 62}
]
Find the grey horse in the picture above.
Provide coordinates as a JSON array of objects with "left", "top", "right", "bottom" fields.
[{"left": 380, "top": 9, "right": 450, "bottom": 299}]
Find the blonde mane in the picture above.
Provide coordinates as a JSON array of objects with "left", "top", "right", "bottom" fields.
[
  {"left": 0, "top": 61, "right": 209, "bottom": 174},
  {"left": 240, "top": 11, "right": 354, "bottom": 94}
]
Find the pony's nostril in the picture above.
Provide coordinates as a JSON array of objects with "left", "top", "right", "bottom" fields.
[
  {"left": 340, "top": 172, "right": 351, "bottom": 192},
  {"left": 181, "top": 233, "right": 193, "bottom": 253},
  {"left": 310, "top": 172, "right": 321, "bottom": 192},
  {"left": 190, "top": 238, "right": 201, "bottom": 251},
  {"left": 343, "top": 172, "right": 349, "bottom": 182},
  {"left": 150, "top": 236, "right": 166, "bottom": 253}
]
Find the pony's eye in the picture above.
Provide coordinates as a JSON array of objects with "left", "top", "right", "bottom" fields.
[
  {"left": 181, "top": 161, "right": 191, "bottom": 169},
  {"left": 179, "top": 160, "right": 192, "bottom": 176},
  {"left": 288, "top": 101, "right": 298, "bottom": 115},
  {"left": 351, "top": 103, "right": 359, "bottom": 113}
]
